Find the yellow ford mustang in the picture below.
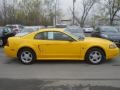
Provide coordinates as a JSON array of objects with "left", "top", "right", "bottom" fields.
[{"left": 4, "top": 28, "right": 119, "bottom": 64}]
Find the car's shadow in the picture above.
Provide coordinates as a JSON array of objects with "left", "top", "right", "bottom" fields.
[
  {"left": 36, "top": 60, "right": 86, "bottom": 65},
  {"left": 4, "top": 58, "right": 116, "bottom": 66},
  {"left": 4, "top": 58, "right": 91, "bottom": 65}
]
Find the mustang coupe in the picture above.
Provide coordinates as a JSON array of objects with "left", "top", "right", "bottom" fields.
[{"left": 4, "top": 28, "right": 119, "bottom": 65}]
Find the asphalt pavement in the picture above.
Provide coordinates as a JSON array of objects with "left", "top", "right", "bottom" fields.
[{"left": 0, "top": 47, "right": 120, "bottom": 90}]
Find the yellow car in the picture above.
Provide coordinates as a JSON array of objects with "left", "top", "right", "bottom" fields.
[{"left": 4, "top": 28, "right": 119, "bottom": 64}]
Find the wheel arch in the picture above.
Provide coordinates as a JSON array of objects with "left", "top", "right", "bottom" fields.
[
  {"left": 84, "top": 46, "right": 106, "bottom": 60},
  {"left": 17, "top": 46, "right": 36, "bottom": 58}
]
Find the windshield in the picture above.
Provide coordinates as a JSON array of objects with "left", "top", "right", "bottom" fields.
[
  {"left": 64, "top": 28, "right": 85, "bottom": 40},
  {"left": 101, "top": 27, "right": 118, "bottom": 33}
]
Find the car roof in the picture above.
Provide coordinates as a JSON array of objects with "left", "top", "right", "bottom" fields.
[
  {"left": 0, "top": 27, "right": 10, "bottom": 29},
  {"left": 37, "top": 28, "right": 65, "bottom": 32},
  {"left": 6, "top": 24, "right": 23, "bottom": 27}
]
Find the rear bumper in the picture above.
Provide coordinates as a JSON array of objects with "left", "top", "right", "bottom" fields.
[{"left": 4, "top": 46, "right": 16, "bottom": 58}]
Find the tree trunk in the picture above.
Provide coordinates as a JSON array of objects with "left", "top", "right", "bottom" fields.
[{"left": 110, "top": 17, "right": 114, "bottom": 26}]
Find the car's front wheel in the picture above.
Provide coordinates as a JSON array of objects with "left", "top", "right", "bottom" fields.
[
  {"left": 85, "top": 48, "right": 106, "bottom": 65},
  {"left": 18, "top": 48, "right": 36, "bottom": 64}
]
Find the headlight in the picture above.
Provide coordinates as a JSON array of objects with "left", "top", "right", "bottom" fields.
[
  {"left": 109, "top": 43, "right": 117, "bottom": 49},
  {"left": 101, "top": 34, "right": 108, "bottom": 38}
]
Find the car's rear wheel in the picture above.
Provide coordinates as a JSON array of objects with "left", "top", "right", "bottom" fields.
[
  {"left": 85, "top": 48, "right": 106, "bottom": 65},
  {"left": 18, "top": 48, "right": 36, "bottom": 64}
]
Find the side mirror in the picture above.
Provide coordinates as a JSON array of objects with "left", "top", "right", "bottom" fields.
[{"left": 68, "top": 38, "right": 75, "bottom": 42}]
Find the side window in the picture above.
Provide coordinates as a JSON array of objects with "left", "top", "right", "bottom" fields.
[
  {"left": 35, "top": 32, "right": 48, "bottom": 40},
  {"left": 3, "top": 28, "right": 9, "bottom": 34},
  {"left": 35, "top": 31, "right": 74, "bottom": 41},
  {"left": 48, "top": 32, "right": 54, "bottom": 40},
  {"left": 7, "top": 28, "right": 12, "bottom": 33},
  {"left": 53, "top": 32, "right": 72, "bottom": 41}
]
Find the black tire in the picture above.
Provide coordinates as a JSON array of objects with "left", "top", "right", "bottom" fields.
[
  {"left": 18, "top": 48, "right": 36, "bottom": 64},
  {"left": 85, "top": 48, "right": 106, "bottom": 65}
]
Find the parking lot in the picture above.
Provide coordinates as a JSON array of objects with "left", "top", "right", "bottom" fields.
[{"left": 0, "top": 47, "right": 120, "bottom": 89}]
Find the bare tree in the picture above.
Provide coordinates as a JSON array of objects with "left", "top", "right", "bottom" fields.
[
  {"left": 18, "top": 0, "right": 43, "bottom": 25},
  {"left": 44, "top": 0, "right": 62, "bottom": 26},
  {"left": 105, "top": 0, "right": 120, "bottom": 25},
  {"left": 2, "top": 0, "right": 7, "bottom": 25},
  {"left": 0, "top": 0, "right": 62, "bottom": 26},
  {"left": 75, "top": 0, "right": 97, "bottom": 27}
]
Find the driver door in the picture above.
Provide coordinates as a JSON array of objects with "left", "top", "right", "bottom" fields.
[{"left": 35, "top": 31, "right": 81, "bottom": 59}]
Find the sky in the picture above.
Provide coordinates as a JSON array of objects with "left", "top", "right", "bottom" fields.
[
  {"left": 59, "top": 0, "right": 82, "bottom": 8},
  {"left": 59, "top": 0, "right": 82, "bottom": 18},
  {"left": 0, "top": 0, "right": 77, "bottom": 8}
]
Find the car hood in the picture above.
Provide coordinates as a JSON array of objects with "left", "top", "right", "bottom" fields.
[
  {"left": 103, "top": 32, "right": 120, "bottom": 35},
  {"left": 102, "top": 32, "right": 120, "bottom": 39},
  {"left": 84, "top": 37, "right": 112, "bottom": 44}
]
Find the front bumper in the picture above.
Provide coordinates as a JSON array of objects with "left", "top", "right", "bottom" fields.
[
  {"left": 109, "top": 39, "right": 120, "bottom": 47},
  {"left": 107, "top": 48, "right": 120, "bottom": 59}
]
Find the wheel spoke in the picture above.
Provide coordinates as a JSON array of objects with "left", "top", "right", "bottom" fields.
[
  {"left": 21, "top": 51, "right": 33, "bottom": 63},
  {"left": 89, "top": 50, "right": 102, "bottom": 64}
]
